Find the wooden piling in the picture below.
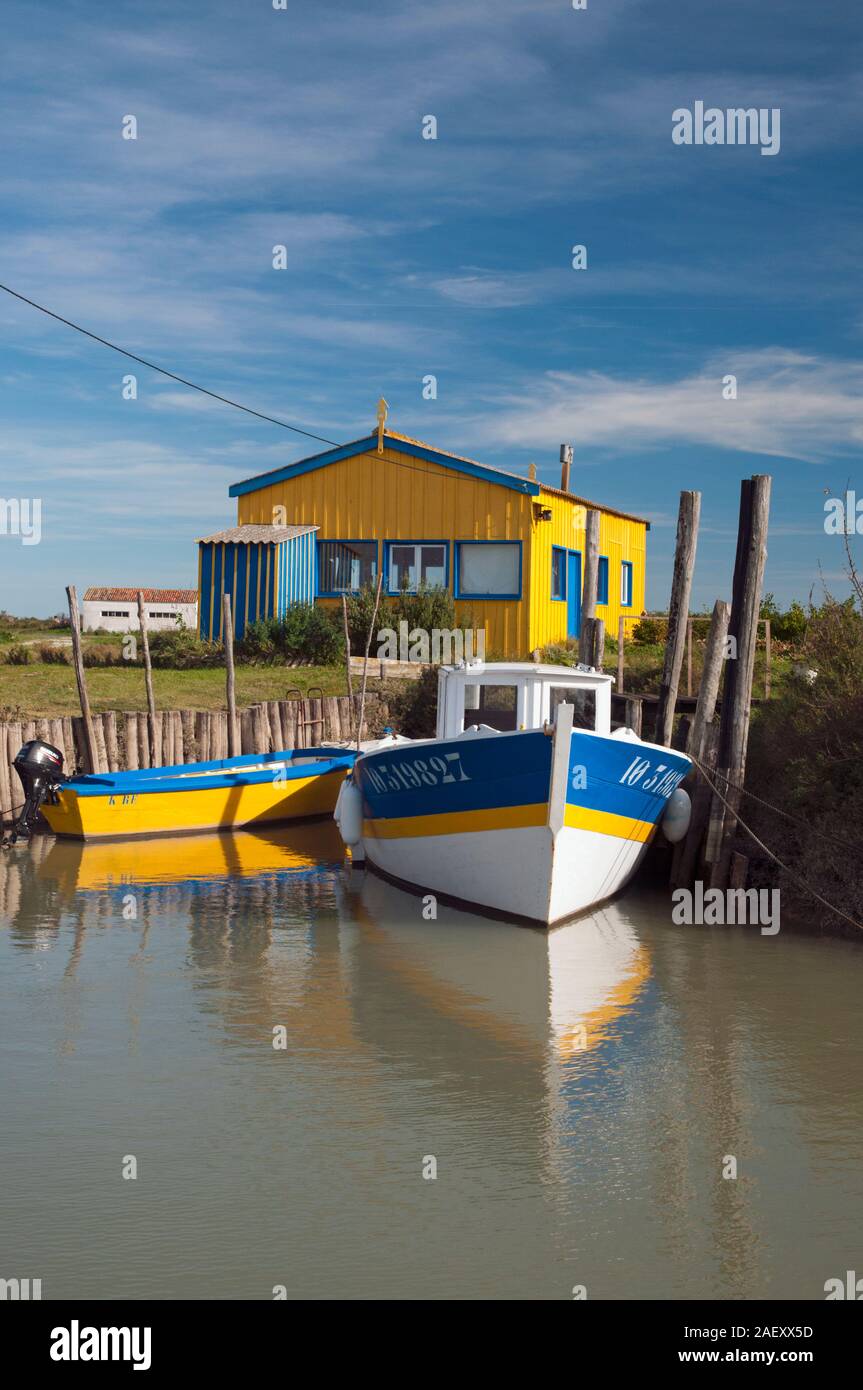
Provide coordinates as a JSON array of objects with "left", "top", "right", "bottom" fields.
[
  {"left": 66, "top": 585, "right": 99, "bottom": 774},
  {"left": 0, "top": 724, "right": 12, "bottom": 825},
  {"left": 624, "top": 697, "right": 643, "bottom": 738},
  {"left": 341, "top": 594, "right": 354, "bottom": 737},
  {"left": 686, "top": 598, "right": 730, "bottom": 759},
  {"left": 616, "top": 616, "right": 625, "bottom": 692},
  {"left": 579, "top": 509, "right": 600, "bottom": 664},
  {"left": 707, "top": 475, "right": 772, "bottom": 889},
  {"left": 654, "top": 491, "right": 701, "bottom": 748},
  {"left": 764, "top": 618, "right": 772, "bottom": 700}
]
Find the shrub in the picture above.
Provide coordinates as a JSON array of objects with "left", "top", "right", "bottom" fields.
[
  {"left": 747, "top": 595, "right": 863, "bottom": 934},
  {"left": 147, "top": 629, "right": 222, "bottom": 669},
  {"left": 345, "top": 584, "right": 395, "bottom": 656},
  {"left": 38, "top": 644, "right": 70, "bottom": 665},
  {"left": 238, "top": 607, "right": 344, "bottom": 666},
  {"left": 632, "top": 616, "right": 665, "bottom": 645},
  {"left": 4, "top": 644, "right": 32, "bottom": 665}
]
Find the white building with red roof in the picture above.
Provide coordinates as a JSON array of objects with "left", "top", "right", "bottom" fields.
[{"left": 81, "top": 587, "right": 198, "bottom": 634}]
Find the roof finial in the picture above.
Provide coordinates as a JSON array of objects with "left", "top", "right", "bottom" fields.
[
  {"left": 376, "top": 396, "right": 388, "bottom": 454},
  {"left": 528, "top": 461, "right": 537, "bottom": 480}
]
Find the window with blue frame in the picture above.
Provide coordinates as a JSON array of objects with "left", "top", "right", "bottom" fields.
[
  {"left": 455, "top": 541, "right": 521, "bottom": 598},
  {"left": 551, "top": 546, "right": 566, "bottom": 600},
  {"left": 597, "top": 556, "right": 609, "bottom": 604},
  {"left": 317, "top": 540, "right": 378, "bottom": 596},
  {"left": 386, "top": 541, "right": 448, "bottom": 594},
  {"left": 621, "top": 560, "right": 633, "bottom": 607}
]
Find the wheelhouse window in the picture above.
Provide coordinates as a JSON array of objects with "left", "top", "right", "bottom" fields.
[
  {"left": 387, "top": 542, "right": 447, "bottom": 594},
  {"left": 550, "top": 685, "right": 596, "bottom": 732},
  {"left": 456, "top": 541, "right": 521, "bottom": 599},
  {"left": 620, "top": 560, "right": 633, "bottom": 607},
  {"left": 463, "top": 683, "right": 518, "bottom": 732},
  {"left": 597, "top": 556, "right": 609, "bottom": 605},
  {"left": 318, "top": 540, "right": 378, "bottom": 596},
  {"left": 551, "top": 546, "right": 566, "bottom": 601}
]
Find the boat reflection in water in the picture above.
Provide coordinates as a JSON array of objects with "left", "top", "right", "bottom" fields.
[{"left": 10, "top": 828, "right": 848, "bottom": 1300}]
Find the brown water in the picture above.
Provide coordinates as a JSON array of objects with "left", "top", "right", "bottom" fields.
[{"left": 1, "top": 826, "right": 861, "bottom": 1301}]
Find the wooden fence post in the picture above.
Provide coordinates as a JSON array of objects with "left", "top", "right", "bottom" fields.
[
  {"left": 223, "top": 593, "right": 239, "bottom": 757},
  {"left": 136, "top": 591, "right": 158, "bottom": 768},
  {"left": 616, "top": 616, "right": 625, "bottom": 692},
  {"left": 654, "top": 491, "right": 701, "bottom": 748},
  {"left": 66, "top": 585, "right": 99, "bottom": 774}
]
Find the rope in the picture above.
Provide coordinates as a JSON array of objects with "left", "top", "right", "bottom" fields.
[
  {"left": 688, "top": 753, "right": 863, "bottom": 933},
  {"left": 690, "top": 759, "right": 863, "bottom": 854}
]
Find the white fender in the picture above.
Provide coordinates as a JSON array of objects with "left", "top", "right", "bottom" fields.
[
  {"left": 334, "top": 776, "right": 364, "bottom": 848},
  {"left": 661, "top": 786, "right": 691, "bottom": 844}
]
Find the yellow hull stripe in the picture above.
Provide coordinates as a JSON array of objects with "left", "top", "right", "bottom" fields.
[
  {"left": 41, "top": 768, "right": 347, "bottom": 841},
  {"left": 363, "top": 802, "right": 548, "bottom": 840},
  {"left": 564, "top": 803, "right": 655, "bottom": 843},
  {"left": 362, "top": 801, "right": 656, "bottom": 843}
]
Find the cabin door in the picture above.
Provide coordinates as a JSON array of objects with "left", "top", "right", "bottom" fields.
[{"left": 566, "top": 550, "right": 582, "bottom": 639}]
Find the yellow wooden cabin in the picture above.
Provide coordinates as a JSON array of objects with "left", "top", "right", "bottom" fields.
[{"left": 222, "top": 418, "right": 648, "bottom": 660}]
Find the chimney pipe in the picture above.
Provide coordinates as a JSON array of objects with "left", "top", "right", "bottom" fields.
[{"left": 560, "top": 443, "right": 573, "bottom": 492}]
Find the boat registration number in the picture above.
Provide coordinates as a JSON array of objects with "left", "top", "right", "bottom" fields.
[
  {"left": 364, "top": 752, "right": 471, "bottom": 795},
  {"left": 619, "top": 755, "right": 685, "bottom": 798}
]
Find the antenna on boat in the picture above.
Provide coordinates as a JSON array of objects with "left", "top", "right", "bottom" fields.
[{"left": 376, "top": 397, "right": 388, "bottom": 454}]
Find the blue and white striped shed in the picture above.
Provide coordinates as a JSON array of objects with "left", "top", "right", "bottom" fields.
[{"left": 197, "top": 524, "right": 318, "bottom": 640}]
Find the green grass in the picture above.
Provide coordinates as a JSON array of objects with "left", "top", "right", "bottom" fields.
[{"left": 0, "top": 664, "right": 349, "bottom": 718}]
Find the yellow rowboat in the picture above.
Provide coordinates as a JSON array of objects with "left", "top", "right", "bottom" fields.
[{"left": 30, "top": 746, "right": 356, "bottom": 842}]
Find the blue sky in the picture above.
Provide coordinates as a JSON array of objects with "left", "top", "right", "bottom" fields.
[{"left": 0, "top": 0, "right": 860, "bottom": 615}]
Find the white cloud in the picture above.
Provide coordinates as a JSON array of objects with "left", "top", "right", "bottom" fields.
[{"left": 463, "top": 350, "right": 863, "bottom": 462}]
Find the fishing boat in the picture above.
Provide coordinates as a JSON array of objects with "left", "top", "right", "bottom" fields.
[
  {"left": 10, "top": 742, "right": 355, "bottom": 841},
  {"left": 335, "top": 662, "right": 692, "bottom": 926}
]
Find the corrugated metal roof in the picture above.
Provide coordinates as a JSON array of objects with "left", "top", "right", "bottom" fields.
[
  {"left": 83, "top": 588, "right": 198, "bottom": 603},
  {"left": 197, "top": 524, "right": 319, "bottom": 544}
]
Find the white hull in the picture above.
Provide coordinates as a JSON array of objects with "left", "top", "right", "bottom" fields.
[{"left": 362, "top": 821, "right": 651, "bottom": 925}]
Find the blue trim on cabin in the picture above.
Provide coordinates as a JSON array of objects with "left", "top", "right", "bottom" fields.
[
  {"left": 621, "top": 560, "right": 633, "bottom": 608},
  {"left": 228, "top": 434, "right": 540, "bottom": 499},
  {"left": 551, "top": 545, "right": 567, "bottom": 602},
  {"left": 199, "top": 544, "right": 213, "bottom": 638},
  {"left": 383, "top": 539, "right": 450, "bottom": 596},
  {"left": 597, "top": 555, "right": 609, "bottom": 606},
  {"left": 65, "top": 747, "right": 356, "bottom": 797},
  {"left": 235, "top": 544, "right": 248, "bottom": 638},
  {"left": 453, "top": 540, "right": 522, "bottom": 600}
]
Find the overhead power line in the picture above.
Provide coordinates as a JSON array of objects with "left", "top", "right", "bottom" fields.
[{"left": 0, "top": 280, "right": 336, "bottom": 446}]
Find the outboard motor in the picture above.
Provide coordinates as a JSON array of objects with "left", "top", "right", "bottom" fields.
[{"left": 6, "top": 740, "right": 66, "bottom": 844}]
